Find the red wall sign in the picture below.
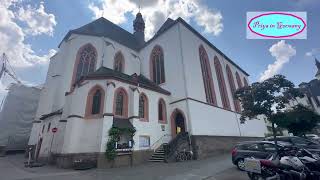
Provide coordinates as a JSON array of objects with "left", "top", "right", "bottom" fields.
[{"left": 52, "top": 127, "right": 58, "bottom": 133}]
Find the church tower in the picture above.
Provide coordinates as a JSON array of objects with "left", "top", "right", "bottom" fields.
[
  {"left": 133, "top": 12, "right": 145, "bottom": 45},
  {"left": 316, "top": 59, "right": 320, "bottom": 80}
]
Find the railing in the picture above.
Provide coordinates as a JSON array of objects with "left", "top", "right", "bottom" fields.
[
  {"left": 163, "top": 132, "right": 190, "bottom": 160},
  {"left": 149, "top": 134, "right": 172, "bottom": 152}
]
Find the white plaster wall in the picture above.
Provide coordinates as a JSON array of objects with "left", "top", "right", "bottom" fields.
[
  {"left": 28, "top": 122, "right": 41, "bottom": 145},
  {"left": 62, "top": 78, "right": 172, "bottom": 153},
  {"left": 62, "top": 117, "right": 103, "bottom": 153},
  {"left": 131, "top": 87, "right": 171, "bottom": 151},
  {"left": 176, "top": 22, "right": 266, "bottom": 137},
  {"left": 139, "top": 24, "right": 187, "bottom": 102},
  {"left": 188, "top": 100, "right": 266, "bottom": 137},
  {"left": 179, "top": 23, "right": 249, "bottom": 109},
  {"left": 38, "top": 115, "right": 61, "bottom": 157}
]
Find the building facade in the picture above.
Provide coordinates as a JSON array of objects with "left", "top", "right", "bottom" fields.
[{"left": 28, "top": 13, "right": 267, "bottom": 167}]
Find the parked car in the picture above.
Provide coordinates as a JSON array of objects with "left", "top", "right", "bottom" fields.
[
  {"left": 231, "top": 141, "right": 291, "bottom": 171},
  {"left": 305, "top": 134, "right": 320, "bottom": 142},
  {"left": 264, "top": 136, "right": 320, "bottom": 154}
]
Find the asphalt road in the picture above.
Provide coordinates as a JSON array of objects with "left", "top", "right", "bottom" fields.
[{"left": 0, "top": 154, "right": 248, "bottom": 180}]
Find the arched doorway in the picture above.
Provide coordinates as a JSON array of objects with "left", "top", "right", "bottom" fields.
[{"left": 171, "top": 109, "right": 186, "bottom": 136}]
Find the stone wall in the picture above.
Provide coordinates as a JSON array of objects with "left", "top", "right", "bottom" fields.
[
  {"left": 49, "top": 150, "right": 153, "bottom": 169},
  {"left": 50, "top": 153, "right": 99, "bottom": 169},
  {"left": 97, "top": 150, "right": 153, "bottom": 168},
  {"left": 191, "top": 135, "right": 262, "bottom": 159}
]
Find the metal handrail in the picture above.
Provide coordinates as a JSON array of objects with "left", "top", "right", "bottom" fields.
[{"left": 149, "top": 134, "right": 171, "bottom": 151}]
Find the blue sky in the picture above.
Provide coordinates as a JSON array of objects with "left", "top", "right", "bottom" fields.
[{"left": 1, "top": 0, "right": 319, "bottom": 99}]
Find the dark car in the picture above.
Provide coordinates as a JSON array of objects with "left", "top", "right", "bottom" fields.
[
  {"left": 231, "top": 141, "right": 291, "bottom": 170},
  {"left": 264, "top": 136, "right": 320, "bottom": 155}
]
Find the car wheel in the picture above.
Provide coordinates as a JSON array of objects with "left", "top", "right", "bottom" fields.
[{"left": 236, "top": 159, "right": 245, "bottom": 171}]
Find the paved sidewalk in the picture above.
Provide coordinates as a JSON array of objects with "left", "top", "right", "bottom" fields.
[{"left": 0, "top": 154, "right": 247, "bottom": 180}]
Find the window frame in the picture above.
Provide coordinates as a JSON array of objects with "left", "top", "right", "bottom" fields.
[
  {"left": 139, "top": 93, "right": 149, "bottom": 121},
  {"left": 113, "top": 87, "right": 129, "bottom": 118},
  {"left": 71, "top": 43, "right": 97, "bottom": 90},
  {"left": 226, "top": 65, "right": 241, "bottom": 112},
  {"left": 158, "top": 98, "right": 167, "bottom": 124},
  {"left": 85, "top": 85, "right": 105, "bottom": 119},
  {"left": 199, "top": 45, "right": 217, "bottom": 105},
  {"left": 114, "top": 51, "right": 125, "bottom": 73},
  {"left": 150, "top": 45, "right": 165, "bottom": 85},
  {"left": 214, "top": 56, "right": 231, "bottom": 110}
]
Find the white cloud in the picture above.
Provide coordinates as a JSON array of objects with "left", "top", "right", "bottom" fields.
[
  {"left": 16, "top": 2, "right": 57, "bottom": 36},
  {"left": 0, "top": 0, "right": 56, "bottom": 99},
  {"left": 305, "top": 48, "right": 320, "bottom": 57},
  {"left": 0, "top": 0, "right": 56, "bottom": 68},
  {"left": 259, "top": 40, "right": 296, "bottom": 81},
  {"left": 88, "top": 0, "right": 223, "bottom": 39}
]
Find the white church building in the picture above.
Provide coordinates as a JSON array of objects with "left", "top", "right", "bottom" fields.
[{"left": 28, "top": 12, "right": 267, "bottom": 168}]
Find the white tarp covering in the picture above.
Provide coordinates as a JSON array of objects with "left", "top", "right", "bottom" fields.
[{"left": 0, "top": 83, "right": 41, "bottom": 151}]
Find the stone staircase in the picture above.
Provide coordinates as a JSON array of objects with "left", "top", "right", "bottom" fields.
[{"left": 149, "top": 143, "right": 167, "bottom": 162}]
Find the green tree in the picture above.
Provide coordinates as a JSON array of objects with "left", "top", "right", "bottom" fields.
[
  {"left": 234, "top": 75, "right": 304, "bottom": 150},
  {"left": 273, "top": 104, "right": 320, "bottom": 136}
]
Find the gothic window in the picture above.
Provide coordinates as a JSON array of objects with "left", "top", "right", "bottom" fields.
[
  {"left": 114, "top": 52, "right": 125, "bottom": 73},
  {"left": 214, "top": 57, "right": 231, "bottom": 110},
  {"left": 226, "top": 65, "right": 241, "bottom": 112},
  {"left": 74, "top": 44, "right": 97, "bottom": 83},
  {"left": 199, "top": 45, "right": 217, "bottom": 105},
  {"left": 158, "top": 99, "right": 167, "bottom": 123},
  {"left": 235, "top": 72, "right": 243, "bottom": 89},
  {"left": 92, "top": 90, "right": 102, "bottom": 114},
  {"left": 47, "top": 123, "right": 51, "bottom": 132},
  {"left": 139, "top": 93, "right": 148, "bottom": 120},
  {"left": 85, "top": 85, "right": 105, "bottom": 118},
  {"left": 114, "top": 88, "right": 128, "bottom": 117},
  {"left": 243, "top": 77, "right": 249, "bottom": 87},
  {"left": 150, "top": 45, "right": 165, "bottom": 85}
]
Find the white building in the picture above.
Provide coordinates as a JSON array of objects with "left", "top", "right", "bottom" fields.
[{"left": 28, "top": 13, "right": 267, "bottom": 168}]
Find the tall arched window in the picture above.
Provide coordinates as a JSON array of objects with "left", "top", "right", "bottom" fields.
[
  {"left": 235, "top": 72, "right": 243, "bottom": 89},
  {"left": 243, "top": 77, "right": 249, "bottom": 87},
  {"left": 73, "top": 44, "right": 97, "bottom": 85},
  {"left": 158, "top": 99, "right": 167, "bottom": 123},
  {"left": 85, "top": 85, "right": 105, "bottom": 118},
  {"left": 199, "top": 45, "right": 217, "bottom": 105},
  {"left": 114, "top": 88, "right": 128, "bottom": 117},
  {"left": 214, "top": 57, "right": 231, "bottom": 110},
  {"left": 92, "top": 90, "right": 102, "bottom": 114},
  {"left": 226, "top": 65, "right": 241, "bottom": 112},
  {"left": 139, "top": 93, "right": 149, "bottom": 121},
  {"left": 114, "top": 51, "right": 125, "bottom": 73},
  {"left": 150, "top": 45, "right": 165, "bottom": 85}
]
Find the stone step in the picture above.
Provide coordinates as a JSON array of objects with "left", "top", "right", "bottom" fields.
[
  {"left": 151, "top": 154, "right": 165, "bottom": 159},
  {"left": 148, "top": 159, "right": 164, "bottom": 162},
  {"left": 150, "top": 156, "right": 165, "bottom": 159},
  {"left": 154, "top": 151, "right": 165, "bottom": 154}
]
